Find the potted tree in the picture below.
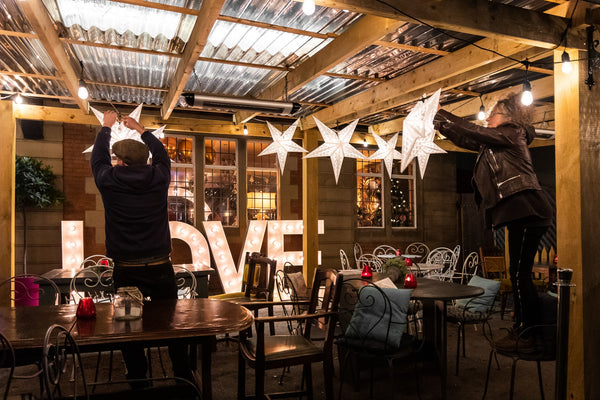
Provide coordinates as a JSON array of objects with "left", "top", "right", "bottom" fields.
[{"left": 15, "top": 156, "right": 64, "bottom": 273}]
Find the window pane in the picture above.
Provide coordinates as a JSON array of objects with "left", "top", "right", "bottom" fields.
[
  {"left": 357, "top": 176, "right": 382, "bottom": 227},
  {"left": 204, "top": 168, "right": 238, "bottom": 226},
  {"left": 391, "top": 177, "right": 415, "bottom": 227},
  {"left": 247, "top": 141, "right": 277, "bottom": 169},
  {"left": 161, "top": 136, "right": 194, "bottom": 224},
  {"left": 247, "top": 140, "right": 278, "bottom": 221},
  {"left": 205, "top": 138, "right": 236, "bottom": 166}
]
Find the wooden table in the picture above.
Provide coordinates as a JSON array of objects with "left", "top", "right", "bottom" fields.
[
  {"left": 0, "top": 298, "right": 252, "bottom": 400},
  {"left": 409, "top": 278, "right": 484, "bottom": 400},
  {"left": 41, "top": 265, "right": 214, "bottom": 302}
]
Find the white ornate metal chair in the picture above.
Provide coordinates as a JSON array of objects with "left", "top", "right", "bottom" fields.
[
  {"left": 172, "top": 265, "right": 198, "bottom": 299},
  {"left": 79, "top": 254, "right": 114, "bottom": 269},
  {"left": 340, "top": 249, "right": 352, "bottom": 270},
  {"left": 357, "top": 253, "right": 384, "bottom": 273},
  {"left": 404, "top": 242, "right": 430, "bottom": 260},
  {"left": 69, "top": 266, "right": 114, "bottom": 304},
  {"left": 426, "top": 247, "right": 458, "bottom": 281},
  {"left": 353, "top": 243, "right": 363, "bottom": 269},
  {"left": 373, "top": 245, "right": 397, "bottom": 258},
  {"left": 455, "top": 251, "right": 480, "bottom": 284}
]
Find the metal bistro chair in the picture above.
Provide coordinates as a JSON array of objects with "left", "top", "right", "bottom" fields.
[
  {"left": 455, "top": 251, "right": 480, "bottom": 285},
  {"left": 69, "top": 265, "right": 114, "bottom": 304},
  {"left": 373, "top": 244, "right": 398, "bottom": 258},
  {"left": 0, "top": 331, "right": 16, "bottom": 400},
  {"left": 353, "top": 243, "right": 364, "bottom": 269},
  {"left": 404, "top": 242, "right": 430, "bottom": 260},
  {"left": 427, "top": 246, "right": 459, "bottom": 281},
  {"left": 340, "top": 249, "right": 353, "bottom": 270},
  {"left": 357, "top": 253, "right": 384, "bottom": 273},
  {"left": 0, "top": 274, "right": 61, "bottom": 399}
]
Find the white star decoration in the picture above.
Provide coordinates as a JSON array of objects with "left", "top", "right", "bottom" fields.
[
  {"left": 258, "top": 120, "right": 307, "bottom": 174},
  {"left": 82, "top": 104, "right": 166, "bottom": 154},
  {"left": 304, "top": 117, "right": 365, "bottom": 184},
  {"left": 401, "top": 88, "right": 446, "bottom": 178},
  {"left": 369, "top": 132, "right": 402, "bottom": 179}
]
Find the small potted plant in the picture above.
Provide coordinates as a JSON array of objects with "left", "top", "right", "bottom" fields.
[{"left": 381, "top": 257, "right": 409, "bottom": 284}]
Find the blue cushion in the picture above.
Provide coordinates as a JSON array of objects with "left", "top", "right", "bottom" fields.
[
  {"left": 344, "top": 286, "right": 412, "bottom": 350},
  {"left": 455, "top": 275, "right": 500, "bottom": 314}
]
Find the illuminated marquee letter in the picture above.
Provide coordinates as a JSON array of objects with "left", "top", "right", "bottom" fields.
[
  {"left": 267, "top": 220, "right": 324, "bottom": 270},
  {"left": 61, "top": 221, "right": 84, "bottom": 270},
  {"left": 169, "top": 221, "right": 211, "bottom": 269}
]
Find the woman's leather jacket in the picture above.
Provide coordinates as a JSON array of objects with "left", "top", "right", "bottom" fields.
[{"left": 434, "top": 109, "right": 541, "bottom": 209}]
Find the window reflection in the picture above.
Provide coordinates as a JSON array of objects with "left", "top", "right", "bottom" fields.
[{"left": 204, "top": 139, "right": 238, "bottom": 226}]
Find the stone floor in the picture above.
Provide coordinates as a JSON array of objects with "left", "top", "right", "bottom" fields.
[{"left": 4, "top": 311, "right": 555, "bottom": 400}]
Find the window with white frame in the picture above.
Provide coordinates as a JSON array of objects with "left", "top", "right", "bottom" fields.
[
  {"left": 356, "top": 148, "right": 383, "bottom": 227},
  {"left": 204, "top": 138, "right": 238, "bottom": 227},
  {"left": 246, "top": 140, "right": 279, "bottom": 221},
  {"left": 162, "top": 135, "right": 195, "bottom": 224},
  {"left": 391, "top": 160, "right": 416, "bottom": 228}
]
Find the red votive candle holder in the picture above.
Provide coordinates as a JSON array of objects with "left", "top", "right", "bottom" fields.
[
  {"left": 361, "top": 264, "right": 373, "bottom": 279},
  {"left": 76, "top": 297, "right": 97, "bottom": 319},
  {"left": 395, "top": 249, "right": 401, "bottom": 256},
  {"left": 404, "top": 273, "right": 417, "bottom": 289},
  {"left": 405, "top": 258, "right": 412, "bottom": 267}
]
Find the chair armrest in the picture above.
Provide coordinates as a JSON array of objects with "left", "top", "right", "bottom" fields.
[{"left": 254, "top": 310, "right": 336, "bottom": 325}]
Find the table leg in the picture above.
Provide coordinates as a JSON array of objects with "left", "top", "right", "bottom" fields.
[{"left": 190, "top": 337, "right": 215, "bottom": 400}]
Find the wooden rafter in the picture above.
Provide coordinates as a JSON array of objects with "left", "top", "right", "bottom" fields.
[
  {"left": 303, "top": 38, "right": 538, "bottom": 128},
  {"left": 316, "top": 0, "right": 583, "bottom": 49},
  {"left": 18, "top": 0, "right": 89, "bottom": 112},
  {"left": 373, "top": 40, "right": 450, "bottom": 56},
  {"left": 160, "top": 0, "right": 227, "bottom": 120}
]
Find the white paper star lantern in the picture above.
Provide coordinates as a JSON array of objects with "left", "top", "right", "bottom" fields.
[
  {"left": 303, "top": 117, "right": 365, "bottom": 184},
  {"left": 369, "top": 132, "right": 402, "bottom": 179},
  {"left": 258, "top": 120, "right": 307, "bottom": 174},
  {"left": 82, "top": 104, "right": 166, "bottom": 154},
  {"left": 401, "top": 88, "right": 445, "bottom": 177}
]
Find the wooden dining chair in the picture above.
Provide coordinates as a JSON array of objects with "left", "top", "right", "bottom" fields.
[
  {"left": 238, "top": 268, "right": 342, "bottom": 400},
  {"left": 479, "top": 248, "right": 513, "bottom": 319},
  {"left": 0, "top": 331, "right": 15, "bottom": 400}
]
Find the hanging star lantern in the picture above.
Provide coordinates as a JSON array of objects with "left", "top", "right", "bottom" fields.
[
  {"left": 369, "top": 132, "right": 402, "bottom": 179},
  {"left": 258, "top": 120, "right": 307, "bottom": 174},
  {"left": 401, "top": 88, "right": 446, "bottom": 178},
  {"left": 303, "top": 117, "right": 365, "bottom": 184},
  {"left": 82, "top": 104, "right": 166, "bottom": 154}
]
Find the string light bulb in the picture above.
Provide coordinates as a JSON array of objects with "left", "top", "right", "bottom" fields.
[
  {"left": 77, "top": 61, "right": 88, "bottom": 100},
  {"left": 13, "top": 93, "right": 23, "bottom": 104},
  {"left": 521, "top": 80, "right": 533, "bottom": 106},
  {"left": 302, "top": 0, "right": 315, "bottom": 15},
  {"left": 243, "top": 124, "right": 248, "bottom": 135},
  {"left": 477, "top": 97, "right": 486, "bottom": 121},
  {"left": 363, "top": 137, "right": 368, "bottom": 147},
  {"left": 561, "top": 50, "right": 572, "bottom": 74}
]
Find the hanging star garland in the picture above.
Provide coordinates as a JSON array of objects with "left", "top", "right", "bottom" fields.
[
  {"left": 82, "top": 104, "right": 166, "bottom": 154},
  {"left": 369, "top": 132, "right": 402, "bottom": 179},
  {"left": 303, "top": 117, "right": 365, "bottom": 184},
  {"left": 400, "top": 88, "right": 446, "bottom": 178},
  {"left": 258, "top": 120, "right": 307, "bottom": 174}
]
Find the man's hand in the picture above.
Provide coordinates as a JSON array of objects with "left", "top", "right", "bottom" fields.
[
  {"left": 122, "top": 116, "right": 145, "bottom": 134},
  {"left": 103, "top": 110, "right": 118, "bottom": 128}
]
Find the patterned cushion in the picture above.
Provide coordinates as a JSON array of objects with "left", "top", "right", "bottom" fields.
[{"left": 455, "top": 275, "right": 500, "bottom": 314}]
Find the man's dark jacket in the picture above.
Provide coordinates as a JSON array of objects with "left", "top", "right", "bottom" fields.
[{"left": 91, "top": 128, "right": 171, "bottom": 261}]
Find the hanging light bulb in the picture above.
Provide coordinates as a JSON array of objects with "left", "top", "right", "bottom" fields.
[
  {"left": 302, "top": 0, "right": 315, "bottom": 15},
  {"left": 561, "top": 51, "right": 572, "bottom": 74},
  {"left": 521, "top": 80, "right": 533, "bottom": 106},
  {"left": 477, "top": 96, "right": 486, "bottom": 121},
  {"left": 14, "top": 93, "right": 23, "bottom": 104},
  {"left": 78, "top": 79, "right": 89, "bottom": 100},
  {"left": 363, "top": 137, "right": 368, "bottom": 147},
  {"left": 243, "top": 124, "right": 248, "bottom": 135}
]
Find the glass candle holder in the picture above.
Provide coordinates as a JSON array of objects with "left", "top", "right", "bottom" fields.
[
  {"left": 404, "top": 273, "right": 417, "bottom": 289},
  {"left": 76, "top": 297, "right": 97, "bottom": 319},
  {"left": 361, "top": 264, "right": 373, "bottom": 279},
  {"left": 113, "top": 286, "right": 143, "bottom": 320}
]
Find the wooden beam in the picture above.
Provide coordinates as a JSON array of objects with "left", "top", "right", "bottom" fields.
[
  {"left": 316, "top": 0, "right": 583, "bottom": 49},
  {"left": 323, "top": 72, "right": 386, "bottom": 82},
  {"left": 109, "top": 0, "right": 201, "bottom": 15},
  {"left": 0, "top": 101, "right": 15, "bottom": 299},
  {"left": 0, "top": 30, "right": 37, "bottom": 39},
  {"left": 62, "top": 38, "right": 182, "bottom": 58},
  {"left": 373, "top": 40, "right": 450, "bottom": 56},
  {"left": 18, "top": 0, "right": 89, "bottom": 113},
  {"left": 371, "top": 75, "right": 555, "bottom": 135},
  {"left": 160, "top": 0, "right": 227, "bottom": 120},
  {"left": 0, "top": 70, "right": 64, "bottom": 81},
  {"left": 197, "top": 57, "right": 289, "bottom": 71},
  {"left": 305, "top": 38, "right": 536, "bottom": 128}
]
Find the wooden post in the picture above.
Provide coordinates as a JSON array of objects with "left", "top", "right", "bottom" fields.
[
  {"left": 302, "top": 128, "right": 319, "bottom": 285},
  {"left": 0, "top": 101, "right": 16, "bottom": 306},
  {"left": 554, "top": 49, "right": 600, "bottom": 399}
]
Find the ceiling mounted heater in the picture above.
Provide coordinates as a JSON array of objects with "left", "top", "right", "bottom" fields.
[{"left": 182, "top": 93, "right": 301, "bottom": 116}]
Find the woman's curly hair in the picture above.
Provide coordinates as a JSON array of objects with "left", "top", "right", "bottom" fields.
[{"left": 493, "top": 92, "right": 534, "bottom": 126}]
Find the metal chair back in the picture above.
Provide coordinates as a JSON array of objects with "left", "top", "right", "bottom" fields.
[
  {"left": 0, "top": 274, "right": 61, "bottom": 306},
  {"left": 172, "top": 265, "right": 198, "bottom": 299},
  {"left": 69, "top": 266, "right": 114, "bottom": 304},
  {"left": 404, "top": 242, "right": 430, "bottom": 260}
]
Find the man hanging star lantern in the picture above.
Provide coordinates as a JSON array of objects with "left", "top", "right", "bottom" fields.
[
  {"left": 304, "top": 117, "right": 365, "bottom": 184},
  {"left": 258, "top": 120, "right": 307, "bottom": 174},
  {"left": 400, "top": 88, "right": 446, "bottom": 178},
  {"left": 82, "top": 104, "right": 166, "bottom": 155},
  {"left": 369, "top": 132, "right": 402, "bottom": 179}
]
